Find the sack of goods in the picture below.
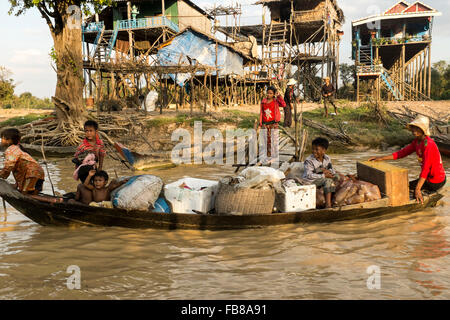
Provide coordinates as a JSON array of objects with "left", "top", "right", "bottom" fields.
[
  {"left": 316, "top": 177, "right": 381, "bottom": 208},
  {"left": 215, "top": 167, "right": 285, "bottom": 215},
  {"left": 111, "top": 175, "right": 164, "bottom": 211}
]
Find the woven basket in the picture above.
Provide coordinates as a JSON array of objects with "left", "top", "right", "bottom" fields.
[{"left": 215, "top": 182, "right": 275, "bottom": 215}]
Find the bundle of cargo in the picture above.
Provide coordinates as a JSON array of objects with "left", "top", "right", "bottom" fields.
[
  {"left": 333, "top": 179, "right": 382, "bottom": 206},
  {"left": 215, "top": 167, "right": 284, "bottom": 215},
  {"left": 111, "top": 175, "right": 165, "bottom": 211}
]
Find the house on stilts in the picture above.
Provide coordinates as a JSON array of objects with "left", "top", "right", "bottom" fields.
[
  {"left": 81, "top": 0, "right": 260, "bottom": 109},
  {"left": 81, "top": 0, "right": 214, "bottom": 103},
  {"left": 352, "top": 1, "right": 441, "bottom": 102},
  {"left": 220, "top": 0, "right": 345, "bottom": 101}
]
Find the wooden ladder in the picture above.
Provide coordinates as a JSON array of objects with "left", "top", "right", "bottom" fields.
[{"left": 264, "top": 21, "right": 288, "bottom": 79}]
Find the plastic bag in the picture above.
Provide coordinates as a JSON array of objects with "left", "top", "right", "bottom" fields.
[
  {"left": 111, "top": 175, "right": 163, "bottom": 210},
  {"left": 241, "top": 167, "right": 285, "bottom": 180},
  {"left": 316, "top": 188, "right": 325, "bottom": 208},
  {"left": 334, "top": 180, "right": 353, "bottom": 205},
  {"left": 237, "top": 167, "right": 285, "bottom": 193},
  {"left": 141, "top": 91, "right": 158, "bottom": 112}
]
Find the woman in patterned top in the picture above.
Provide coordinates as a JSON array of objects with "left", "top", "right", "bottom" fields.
[{"left": 0, "top": 128, "right": 45, "bottom": 194}]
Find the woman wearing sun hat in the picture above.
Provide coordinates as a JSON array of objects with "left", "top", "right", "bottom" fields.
[
  {"left": 283, "top": 78, "right": 298, "bottom": 128},
  {"left": 369, "top": 115, "right": 446, "bottom": 204}
]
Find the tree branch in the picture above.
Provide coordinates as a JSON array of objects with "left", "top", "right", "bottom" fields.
[
  {"left": 36, "top": 4, "right": 55, "bottom": 34},
  {"left": 41, "top": 0, "right": 58, "bottom": 18}
]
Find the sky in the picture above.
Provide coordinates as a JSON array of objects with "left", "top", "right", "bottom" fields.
[{"left": 0, "top": 0, "right": 449, "bottom": 98}]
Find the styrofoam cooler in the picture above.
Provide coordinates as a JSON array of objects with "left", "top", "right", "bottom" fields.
[
  {"left": 275, "top": 184, "right": 316, "bottom": 213},
  {"left": 164, "top": 177, "right": 219, "bottom": 214}
]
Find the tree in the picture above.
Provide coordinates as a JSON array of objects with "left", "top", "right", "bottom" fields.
[
  {"left": 0, "top": 66, "right": 15, "bottom": 102},
  {"left": 433, "top": 61, "right": 448, "bottom": 76},
  {"left": 8, "top": 0, "right": 112, "bottom": 145},
  {"left": 339, "top": 63, "right": 356, "bottom": 87},
  {"left": 338, "top": 63, "right": 356, "bottom": 99}
]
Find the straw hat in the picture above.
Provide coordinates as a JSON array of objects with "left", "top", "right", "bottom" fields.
[
  {"left": 324, "top": 76, "right": 330, "bottom": 80},
  {"left": 407, "top": 115, "right": 430, "bottom": 136},
  {"left": 287, "top": 78, "right": 297, "bottom": 86}
]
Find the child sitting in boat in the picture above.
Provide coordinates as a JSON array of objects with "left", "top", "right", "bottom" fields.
[
  {"left": 74, "top": 169, "right": 128, "bottom": 207},
  {"left": 369, "top": 115, "right": 446, "bottom": 204},
  {"left": 0, "top": 128, "right": 45, "bottom": 195},
  {"left": 303, "top": 137, "right": 342, "bottom": 208},
  {"left": 72, "top": 120, "right": 106, "bottom": 184}
]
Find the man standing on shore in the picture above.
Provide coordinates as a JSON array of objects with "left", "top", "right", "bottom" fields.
[
  {"left": 321, "top": 77, "right": 338, "bottom": 118},
  {"left": 283, "top": 78, "right": 297, "bottom": 128}
]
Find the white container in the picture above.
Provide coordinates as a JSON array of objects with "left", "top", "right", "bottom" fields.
[
  {"left": 164, "top": 177, "right": 219, "bottom": 214},
  {"left": 275, "top": 184, "right": 316, "bottom": 213}
]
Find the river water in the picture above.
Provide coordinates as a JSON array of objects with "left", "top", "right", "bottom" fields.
[{"left": 0, "top": 150, "right": 449, "bottom": 299}]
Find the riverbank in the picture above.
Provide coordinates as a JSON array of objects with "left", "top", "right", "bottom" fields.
[{"left": 1, "top": 100, "right": 448, "bottom": 154}]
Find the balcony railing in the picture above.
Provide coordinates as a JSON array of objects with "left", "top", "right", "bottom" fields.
[
  {"left": 82, "top": 21, "right": 104, "bottom": 33},
  {"left": 357, "top": 64, "right": 383, "bottom": 74},
  {"left": 371, "top": 34, "right": 431, "bottom": 46},
  {"left": 117, "top": 16, "right": 179, "bottom": 33}
]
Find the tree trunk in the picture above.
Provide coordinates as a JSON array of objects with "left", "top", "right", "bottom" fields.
[{"left": 50, "top": 11, "right": 86, "bottom": 145}]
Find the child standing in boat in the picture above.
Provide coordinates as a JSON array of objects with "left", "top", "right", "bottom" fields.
[
  {"left": 73, "top": 120, "right": 106, "bottom": 184},
  {"left": 369, "top": 115, "right": 446, "bottom": 204},
  {"left": 0, "top": 128, "right": 45, "bottom": 194},
  {"left": 259, "top": 85, "right": 286, "bottom": 157}
]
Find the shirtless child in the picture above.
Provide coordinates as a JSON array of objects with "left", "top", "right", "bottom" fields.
[{"left": 71, "top": 170, "right": 128, "bottom": 205}]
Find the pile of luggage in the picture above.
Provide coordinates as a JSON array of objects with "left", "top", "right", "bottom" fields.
[{"left": 109, "top": 163, "right": 382, "bottom": 214}]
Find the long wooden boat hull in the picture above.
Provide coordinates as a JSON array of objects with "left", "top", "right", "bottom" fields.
[
  {"left": 435, "top": 140, "right": 450, "bottom": 158},
  {"left": 0, "top": 180, "right": 444, "bottom": 230},
  {"left": 21, "top": 143, "right": 76, "bottom": 158}
]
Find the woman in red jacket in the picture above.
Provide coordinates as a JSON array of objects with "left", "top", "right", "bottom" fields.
[
  {"left": 259, "top": 86, "right": 286, "bottom": 157},
  {"left": 369, "top": 115, "right": 446, "bottom": 204}
]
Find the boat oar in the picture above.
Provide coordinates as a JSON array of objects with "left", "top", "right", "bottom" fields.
[
  {"left": 98, "top": 131, "right": 133, "bottom": 171},
  {"left": 41, "top": 135, "right": 56, "bottom": 197},
  {"left": 2, "top": 198, "right": 7, "bottom": 222}
]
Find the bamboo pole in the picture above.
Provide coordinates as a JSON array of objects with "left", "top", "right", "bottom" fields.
[
  {"left": 2, "top": 199, "right": 7, "bottom": 223},
  {"left": 428, "top": 44, "right": 431, "bottom": 98},
  {"left": 190, "top": 75, "right": 194, "bottom": 115}
]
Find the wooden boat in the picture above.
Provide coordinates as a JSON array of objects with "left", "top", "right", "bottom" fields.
[
  {"left": 432, "top": 124, "right": 450, "bottom": 158},
  {"left": 0, "top": 179, "right": 445, "bottom": 230},
  {"left": 434, "top": 138, "right": 450, "bottom": 158},
  {"left": 21, "top": 143, "right": 76, "bottom": 158}
]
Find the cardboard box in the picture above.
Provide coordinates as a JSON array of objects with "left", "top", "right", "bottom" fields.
[{"left": 357, "top": 161, "right": 409, "bottom": 206}]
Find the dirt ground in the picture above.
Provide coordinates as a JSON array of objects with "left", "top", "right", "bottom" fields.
[
  {"left": 166, "top": 99, "right": 450, "bottom": 120},
  {"left": 0, "top": 108, "right": 53, "bottom": 122},
  {"left": 0, "top": 100, "right": 448, "bottom": 123}
]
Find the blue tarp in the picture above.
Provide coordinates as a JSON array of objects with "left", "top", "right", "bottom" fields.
[{"left": 156, "top": 30, "right": 244, "bottom": 87}]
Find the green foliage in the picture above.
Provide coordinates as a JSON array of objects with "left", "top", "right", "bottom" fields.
[
  {"left": 0, "top": 114, "right": 50, "bottom": 128},
  {"left": 303, "top": 105, "right": 412, "bottom": 148},
  {"left": 338, "top": 64, "right": 356, "bottom": 100},
  {"left": 0, "top": 66, "right": 54, "bottom": 109},
  {"left": 0, "top": 66, "right": 15, "bottom": 101},
  {"left": 8, "top": 0, "right": 114, "bottom": 18},
  {"left": 430, "top": 60, "right": 450, "bottom": 100}
]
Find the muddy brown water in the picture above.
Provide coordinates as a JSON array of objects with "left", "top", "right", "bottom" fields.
[{"left": 0, "top": 150, "right": 449, "bottom": 299}]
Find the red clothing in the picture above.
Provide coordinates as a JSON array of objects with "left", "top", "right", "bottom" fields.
[
  {"left": 259, "top": 95, "right": 286, "bottom": 126},
  {"left": 74, "top": 135, "right": 106, "bottom": 162},
  {"left": 392, "top": 136, "right": 446, "bottom": 184}
]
